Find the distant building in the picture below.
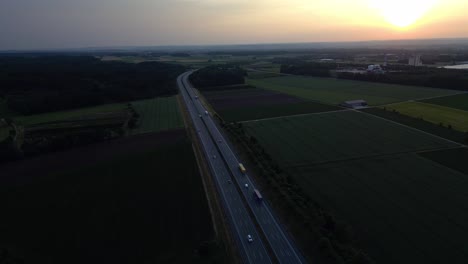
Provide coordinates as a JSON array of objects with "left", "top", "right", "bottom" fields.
[
  {"left": 408, "top": 55, "right": 423, "bottom": 66},
  {"left": 367, "top": 64, "right": 385, "bottom": 74},
  {"left": 341, "top": 100, "right": 368, "bottom": 109}
]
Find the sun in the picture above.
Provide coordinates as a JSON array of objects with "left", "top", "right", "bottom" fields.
[{"left": 370, "top": 0, "right": 438, "bottom": 28}]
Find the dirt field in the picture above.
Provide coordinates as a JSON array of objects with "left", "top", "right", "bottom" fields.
[
  {"left": 0, "top": 129, "right": 217, "bottom": 264},
  {"left": 204, "top": 88, "right": 303, "bottom": 110}
]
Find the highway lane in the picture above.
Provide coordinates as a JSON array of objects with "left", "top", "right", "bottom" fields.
[
  {"left": 177, "top": 73, "right": 272, "bottom": 264},
  {"left": 180, "top": 72, "right": 306, "bottom": 264}
]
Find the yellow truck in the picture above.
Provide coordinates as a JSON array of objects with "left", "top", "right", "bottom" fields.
[{"left": 239, "top": 163, "right": 246, "bottom": 174}]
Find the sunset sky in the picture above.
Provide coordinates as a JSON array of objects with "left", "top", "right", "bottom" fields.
[{"left": 0, "top": 0, "right": 467, "bottom": 50}]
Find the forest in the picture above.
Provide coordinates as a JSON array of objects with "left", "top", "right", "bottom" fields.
[
  {"left": 189, "top": 65, "right": 247, "bottom": 88},
  {"left": 0, "top": 55, "right": 186, "bottom": 115}
]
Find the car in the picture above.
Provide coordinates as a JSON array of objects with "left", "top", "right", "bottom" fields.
[
  {"left": 217, "top": 139, "right": 222, "bottom": 143},
  {"left": 195, "top": 96, "right": 199, "bottom": 99},
  {"left": 228, "top": 180, "right": 232, "bottom": 184},
  {"left": 198, "top": 114, "right": 202, "bottom": 118},
  {"left": 213, "top": 155, "right": 217, "bottom": 159},
  {"left": 245, "top": 183, "right": 249, "bottom": 188},
  {"left": 247, "top": 234, "right": 253, "bottom": 243}
]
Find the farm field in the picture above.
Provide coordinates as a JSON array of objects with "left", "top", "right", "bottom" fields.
[
  {"left": 242, "top": 110, "right": 468, "bottom": 263},
  {"left": 419, "top": 147, "right": 468, "bottom": 175},
  {"left": 204, "top": 88, "right": 303, "bottom": 110},
  {"left": 156, "top": 55, "right": 261, "bottom": 67},
  {"left": 244, "top": 111, "right": 457, "bottom": 167},
  {"left": 14, "top": 103, "right": 128, "bottom": 125},
  {"left": 290, "top": 153, "right": 468, "bottom": 264},
  {"left": 220, "top": 102, "right": 341, "bottom": 122},
  {"left": 203, "top": 88, "right": 340, "bottom": 122},
  {"left": 131, "top": 96, "right": 184, "bottom": 134},
  {"left": 383, "top": 102, "right": 468, "bottom": 132},
  {"left": 421, "top": 93, "right": 468, "bottom": 111},
  {"left": 0, "top": 130, "right": 217, "bottom": 264},
  {"left": 247, "top": 76, "right": 460, "bottom": 105},
  {"left": 247, "top": 71, "right": 283, "bottom": 79},
  {"left": 361, "top": 108, "right": 468, "bottom": 144}
]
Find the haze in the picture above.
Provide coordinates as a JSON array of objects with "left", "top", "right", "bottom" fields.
[{"left": 0, "top": 0, "right": 467, "bottom": 50}]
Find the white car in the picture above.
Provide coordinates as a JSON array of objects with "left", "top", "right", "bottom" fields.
[
  {"left": 247, "top": 234, "right": 253, "bottom": 243},
  {"left": 245, "top": 183, "right": 249, "bottom": 188}
]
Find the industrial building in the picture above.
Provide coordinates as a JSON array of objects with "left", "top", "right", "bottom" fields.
[{"left": 409, "top": 55, "right": 423, "bottom": 66}]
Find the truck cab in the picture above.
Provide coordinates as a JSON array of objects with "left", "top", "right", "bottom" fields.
[{"left": 239, "top": 163, "right": 246, "bottom": 174}]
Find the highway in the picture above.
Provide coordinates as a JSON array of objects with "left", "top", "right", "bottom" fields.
[
  {"left": 178, "top": 71, "right": 306, "bottom": 264},
  {"left": 177, "top": 72, "right": 272, "bottom": 264}
]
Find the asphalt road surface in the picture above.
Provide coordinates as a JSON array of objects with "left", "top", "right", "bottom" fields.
[{"left": 178, "top": 71, "right": 305, "bottom": 264}]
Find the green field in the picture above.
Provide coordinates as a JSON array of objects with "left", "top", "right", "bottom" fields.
[
  {"left": 291, "top": 153, "right": 468, "bottom": 264},
  {"left": 244, "top": 111, "right": 457, "bottom": 167},
  {"left": 383, "top": 102, "right": 468, "bottom": 132},
  {"left": 131, "top": 96, "right": 184, "bottom": 134},
  {"left": 0, "top": 131, "right": 218, "bottom": 263},
  {"left": 243, "top": 110, "right": 467, "bottom": 263},
  {"left": 419, "top": 147, "right": 468, "bottom": 175},
  {"left": 421, "top": 93, "right": 468, "bottom": 111},
  {"left": 247, "top": 76, "right": 460, "bottom": 105},
  {"left": 14, "top": 103, "right": 127, "bottom": 125},
  {"left": 221, "top": 102, "right": 340, "bottom": 122},
  {"left": 361, "top": 108, "right": 467, "bottom": 144}
]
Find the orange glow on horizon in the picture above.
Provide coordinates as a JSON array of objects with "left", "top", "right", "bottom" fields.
[{"left": 370, "top": 0, "right": 439, "bottom": 28}]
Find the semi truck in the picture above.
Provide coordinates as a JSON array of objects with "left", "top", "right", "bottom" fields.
[
  {"left": 254, "top": 189, "right": 263, "bottom": 201},
  {"left": 239, "top": 163, "right": 246, "bottom": 174}
]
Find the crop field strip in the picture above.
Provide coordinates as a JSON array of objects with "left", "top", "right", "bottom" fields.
[
  {"left": 247, "top": 76, "right": 461, "bottom": 106},
  {"left": 243, "top": 110, "right": 468, "bottom": 263},
  {"left": 420, "top": 93, "right": 468, "bottom": 111},
  {"left": 131, "top": 96, "right": 184, "bottom": 134},
  {"left": 219, "top": 102, "right": 341, "bottom": 122},
  {"left": 381, "top": 101, "right": 468, "bottom": 132},
  {"left": 418, "top": 147, "right": 468, "bottom": 175},
  {"left": 244, "top": 111, "right": 458, "bottom": 167},
  {"left": 14, "top": 103, "right": 128, "bottom": 126},
  {"left": 360, "top": 107, "right": 468, "bottom": 145},
  {"left": 291, "top": 153, "right": 468, "bottom": 264},
  {"left": 203, "top": 87, "right": 341, "bottom": 122}
]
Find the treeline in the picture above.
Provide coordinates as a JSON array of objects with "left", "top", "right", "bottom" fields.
[
  {"left": 279, "top": 60, "right": 468, "bottom": 91},
  {"left": 0, "top": 56, "right": 186, "bottom": 115},
  {"left": 337, "top": 68, "right": 468, "bottom": 91},
  {"left": 280, "top": 62, "right": 336, "bottom": 77},
  {"left": 189, "top": 65, "right": 247, "bottom": 89}
]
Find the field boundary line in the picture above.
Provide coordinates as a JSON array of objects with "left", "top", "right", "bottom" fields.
[
  {"left": 356, "top": 109, "right": 467, "bottom": 148},
  {"left": 240, "top": 109, "right": 351, "bottom": 123},
  {"left": 286, "top": 145, "right": 464, "bottom": 170},
  {"left": 375, "top": 91, "right": 468, "bottom": 108}
]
